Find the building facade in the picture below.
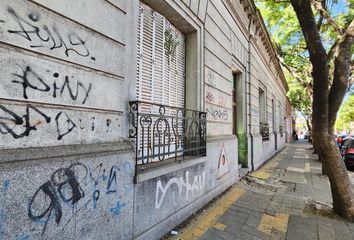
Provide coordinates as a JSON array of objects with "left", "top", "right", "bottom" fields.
[{"left": 0, "top": 0, "right": 289, "bottom": 239}]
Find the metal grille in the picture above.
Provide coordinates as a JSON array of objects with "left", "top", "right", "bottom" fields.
[
  {"left": 129, "top": 101, "right": 207, "bottom": 167},
  {"left": 260, "top": 122, "right": 270, "bottom": 141}
]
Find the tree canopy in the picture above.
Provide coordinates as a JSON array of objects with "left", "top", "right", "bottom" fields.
[
  {"left": 335, "top": 94, "right": 354, "bottom": 131},
  {"left": 256, "top": 0, "right": 354, "bottom": 118}
]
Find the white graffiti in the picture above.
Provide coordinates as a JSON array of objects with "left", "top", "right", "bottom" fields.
[{"left": 155, "top": 171, "right": 205, "bottom": 209}]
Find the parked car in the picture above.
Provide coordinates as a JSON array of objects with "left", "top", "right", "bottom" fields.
[
  {"left": 337, "top": 134, "right": 347, "bottom": 150},
  {"left": 341, "top": 137, "right": 354, "bottom": 169}
]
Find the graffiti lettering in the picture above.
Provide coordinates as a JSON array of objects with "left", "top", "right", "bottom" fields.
[
  {"left": 106, "top": 165, "right": 118, "bottom": 194},
  {"left": 27, "top": 163, "right": 126, "bottom": 235},
  {"left": 218, "top": 96, "right": 226, "bottom": 107},
  {"left": 7, "top": 7, "right": 92, "bottom": 59},
  {"left": 28, "top": 163, "right": 87, "bottom": 235},
  {"left": 106, "top": 119, "right": 111, "bottom": 132},
  {"left": 0, "top": 104, "right": 51, "bottom": 139},
  {"left": 110, "top": 201, "right": 126, "bottom": 219},
  {"left": 55, "top": 111, "right": 76, "bottom": 140},
  {"left": 0, "top": 104, "right": 120, "bottom": 141},
  {"left": 206, "top": 106, "right": 229, "bottom": 121},
  {"left": 12, "top": 65, "right": 92, "bottom": 104},
  {"left": 206, "top": 71, "right": 216, "bottom": 87},
  {"left": 12, "top": 66, "right": 50, "bottom": 99},
  {"left": 206, "top": 90, "right": 227, "bottom": 108},
  {"left": 206, "top": 91, "right": 215, "bottom": 102},
  {"left": 58, "top": 76, "right": 92, "bottom": 104},
  {"left": 155, "top": 171, "right": 205, "bottom": 209}
]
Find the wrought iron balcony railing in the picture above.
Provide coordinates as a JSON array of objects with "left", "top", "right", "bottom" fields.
[
  {"left": 129, "top": 101, "right": 207, "bottom": 168},
  {"left": 260, "top": 122, "right": 270, "bottom": 141}
]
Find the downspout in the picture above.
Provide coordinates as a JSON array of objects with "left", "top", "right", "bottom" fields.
[{"left": 247, "top": 17, "right": 254, "bottom": 171}]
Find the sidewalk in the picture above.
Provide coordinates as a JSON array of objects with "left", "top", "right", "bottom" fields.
[{"left": 167, "top": 140, "right": 354, "bottom": 240}]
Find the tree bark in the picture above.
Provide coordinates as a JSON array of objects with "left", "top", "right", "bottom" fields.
[
  {"left": 328, "top": 19, "right": 354, "bottom": 134},
  {"left": 290, "top": 0, "right": 354, "bottom": 220}
]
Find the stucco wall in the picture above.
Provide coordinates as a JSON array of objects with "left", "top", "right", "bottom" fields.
[
  {"left": 0, "top": 143, "right": 135, "bottom": 239},
  {"left": 0, "top": 0, "right": 137, "bottom": 239},
  {"left": 0, "top": 0, "right": 135, "bottom": 147}
]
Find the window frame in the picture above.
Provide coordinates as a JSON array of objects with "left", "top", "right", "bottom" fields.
[{"left": 130, "top": 0, "right": 206, "bottom": 183}]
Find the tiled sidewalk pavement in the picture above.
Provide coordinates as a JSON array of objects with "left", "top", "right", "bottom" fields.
[{"left": 170, "top": 140, "right": 354, "bottom": 240}]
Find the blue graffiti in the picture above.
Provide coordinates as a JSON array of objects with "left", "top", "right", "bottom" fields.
[
  {"left": 106, "top": 166, "right": 118, "bottom": 194},
  {"left": 123, "top": 162, "right": 133, "bottom": 194},
  {"left": 3, "top": 180, "right": 10, "bottom": 191},
  {"left": 110, "top": 201, "right": 126, "bottom": 219},
  {"left": 123, "top": 162, "right": 133, "bottom": 177},
  {"left": 91, "top": 190, "right": 100, "bottom": 209}
]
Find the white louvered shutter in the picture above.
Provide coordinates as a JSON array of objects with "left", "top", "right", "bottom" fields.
[
  {"left": 137, "top": 2, "right": 185, "bottom": 109},
  {"left": 136, "top": 2, "right": 185, "bottom": 163}
]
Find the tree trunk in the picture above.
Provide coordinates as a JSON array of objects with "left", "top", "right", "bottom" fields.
[
  {"left": 321, "top": 135, "right": 354, "bottom": 219},
  {"left": 328, "top": 19, "right": 354, "bottom": 133},
  {"left": 291, "top": 0, "right": 354, "bottom": 220}
]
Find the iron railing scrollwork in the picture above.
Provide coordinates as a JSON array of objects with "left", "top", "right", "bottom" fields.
[
  {"left": 129, "top": 101, "right": 207, "bottom": 168},
  {"left": 260, "top": 122, "right": 270, "bottom": 141}
]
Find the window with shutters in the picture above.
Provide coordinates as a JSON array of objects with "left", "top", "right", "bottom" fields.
[
  {"left": 259, "top": 87, "right": 269, "bottom": 141},
  {"left": 129, "top": 2, "right": 207, "bottom": 168},
  {"left": 136, "top": 2, "right": 185, "bottom": 110}
]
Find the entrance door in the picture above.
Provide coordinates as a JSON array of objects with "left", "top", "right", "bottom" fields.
[{"left": 232, "top": 76, "right": 237, "bottom": 135}]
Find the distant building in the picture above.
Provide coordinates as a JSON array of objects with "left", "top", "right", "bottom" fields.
[{"left": 0, "top": 0, "right": 289, "bottom": 239}]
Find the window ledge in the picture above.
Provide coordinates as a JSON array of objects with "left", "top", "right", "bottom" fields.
[
  {"left": 135, "top": 156, "right": 207, "bottom": 183},
  {"left": 0, "top": 141, "right": 132, "bottom": 164},
  {"left": 207, "top": 135, "right": 237, "bottom": 142}
]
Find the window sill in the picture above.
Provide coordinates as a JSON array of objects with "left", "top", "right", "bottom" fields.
[{"left": 135, "top": 155, "right": 207, "bottom": 183}]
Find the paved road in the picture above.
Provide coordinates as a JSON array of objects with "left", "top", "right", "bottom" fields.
[{"left": 167, "top": 140, "right": 354, "bottom": 240}]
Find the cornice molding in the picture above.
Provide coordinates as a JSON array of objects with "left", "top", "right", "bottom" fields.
[{"left": 225, "top": 0, "right": 289, "bottom": 92}]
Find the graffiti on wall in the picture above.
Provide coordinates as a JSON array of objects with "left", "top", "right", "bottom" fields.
[
  {"left": 0, "top": 61, "right": 120, "bottom": 143},
  {"left": 217, "top": 145, "right": 230, "bottom": 180},
  {"left": 3, "top": 7, "right": 95, "bottom": 60},
  {"left": 206, "top": 105, "right": 229, "bottom": 121},
  {"left": 206, "top": 71, "right": 216, "bottom": 87},
  {"left": 27, "top": 161, "right": 132, "bottom": 235},
  {"left": 205, "top": 90, "right": 227, "bottom": 108},
  {"left": 206, "top": 91, "right": 215, "bottom": 102},
  {"left": 0, "top": 104, "right": 120, "bottom": 141},
  {"left": 12, "top": 65, "right": 92, "bottom": 103},
  {"left": 155, "top": 171, "right": 205, "bottom": 209},
  {"left": 250, "top": 106, "right": 258, "bottom": 116}
]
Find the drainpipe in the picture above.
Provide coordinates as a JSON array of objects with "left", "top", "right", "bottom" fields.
[{"left": 247, "top": 17, "right": 254, "bottom": 171}]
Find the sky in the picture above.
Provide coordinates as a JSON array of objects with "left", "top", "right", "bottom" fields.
[{"left": 330, "top": 0, "right": 348, "bottom": 16}]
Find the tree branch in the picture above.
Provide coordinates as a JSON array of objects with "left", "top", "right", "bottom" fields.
[
  {"left": 316, "top": 0, "right": 326, "bottom": 31},
  {"left": 278, "top": 54, "right": 313, "bottom": 96},
  {"left": 327, "top": 40, "right": 339, "bottom": 62},
  {"left": 328, "top": 19, "right": 354, "bottom": 130},
  {"left": 311, "top": 0, "right": 344, "bottom": 36}
]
